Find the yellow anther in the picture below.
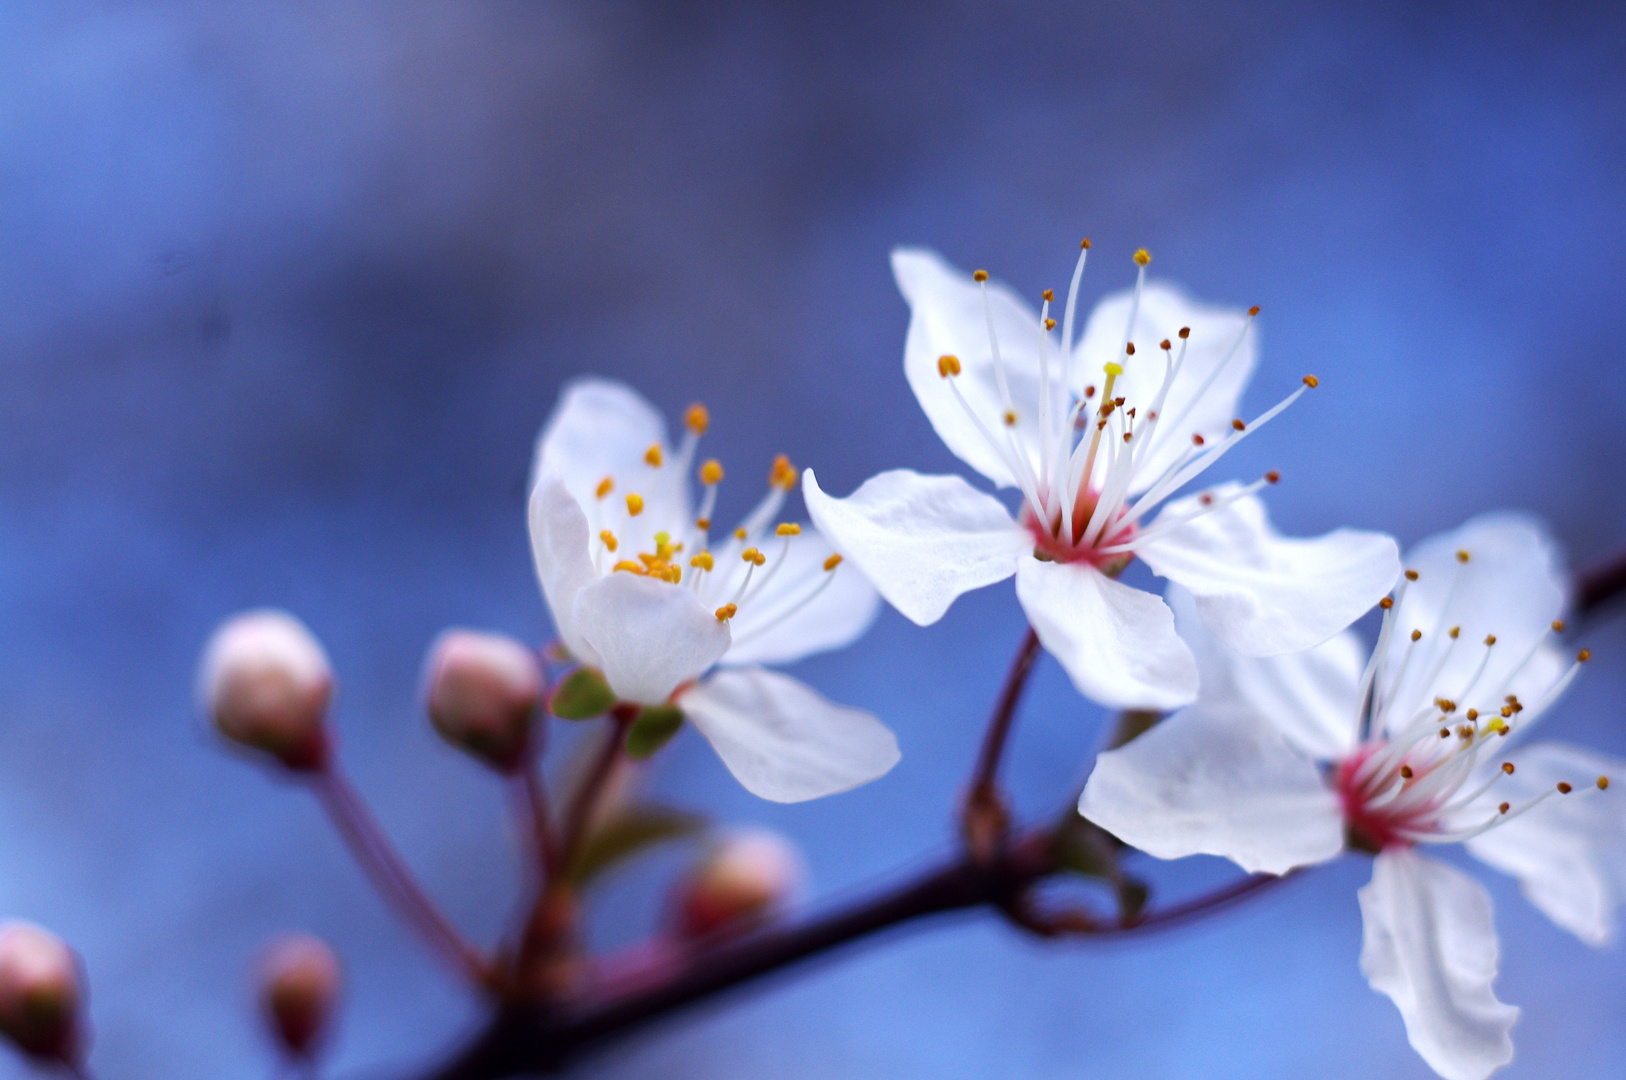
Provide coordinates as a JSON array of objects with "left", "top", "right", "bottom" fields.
[
  {"left": 1449, "top": 626, "right": 1460, "bottom": 639},
  {"left": 1411, "top": 629, "right": 1422, "bottom": 642},
  {"left": 1599, "top": 776, "right": 1611, "bottom": 790},
  {"left": 1103, "top": 362, "right": 1123, "bottom": 377},
  {"left": 1552, "top": 619, "right": 1566, "bottom": 633},
  {"left": 741, "top": 547, "right": 766, "bottom": 566},
  {"left": 1248, "top": 305, "right": 1261, "bottom": 317},
  {"left": 612, "top": 560, "right": 646, "bottom": 575},
  {"left": 1405, "top": 569, "right": 1418, "bottom": 581},
  {"left": 1302, "top": 374, "right": 1319, "bottom": 388},
  {"left": 973, "top": 269, "right": 989, "bottom": 282},
  {"left": 1178, "top": 327, "right": 1190, "bottom": 339},
  {"left": 599, "top": 530, "right": 619, "bottom": 553},
  {"left": 769, "top": 453, "right": 798, "bottom": 491},
  {"left": 714, "top": 603, "right": 737, "bottom": 622},
  {"left": 735, "top": 527, "right": 747, "bottom": 540},
  {"left": 644, "top": 443, "right": 664, "bottom": 467},
  {"left": 1400, "top": 765, "right": 1413, "bottom": 779},
  {"left": 776, "top": 523, "right": 802, "bottom": 537},
  {"left": 1231, "top": 418, "right": 1246, "bottom": 431},
  {"left": 1379, "top": 597, "right": 1394, "bottom": 610},
  {"left": 1080, "top": 238, "right": 1091, "bottom": 249},
  {"left": 685, "top": 403, "right": 711, "bottom": 435},
  {"left": 1042, "top": 289, "right": 1055, "bottom": 302},
  {"left": 690, "top": 551, "right": 715, "bottom": 571},
  {"left": 1456, "top": 549, "right": 1470, "bottom": 563},
  {"left": 665, "top": 565, "right": 682, "bottom": 583},
  {"left": 625, "top": 493, "right": 645, "bottom": 516},
  {"left": 938, "top": 354, "right": 962, "bottom": 378},
  {"left": 700, "top": 459, "right": 724, "bottom": 485},
  {"left": 1126, "top": 343, "right": 1136, "bottom": 356},
  {"left": 1578, "top": 649, "right": 1591, "bottom": 662},
  {"left": 1133, "top": 249, "right": 1151, "bottom": 266},
  {"left": 1484, "top": 634, "right": 1497, "bottom": 646},
  {"left": 1435, "top": 698, "right": 1457, "bottom": 713},
  {"left": 1500, "top": 705, "right": 1513, "bottom": 718},
  {"left": 1044, "top": 318, "right": 1056, "bottom": 330},
  {"left": 823, "top": 553, "right": 843, "bottom": 572},
  {"left": 1466, "top": 708, "right": 1478, "bottom": 720},
  {"left": 696, "top": 517, "right": 711, "bottom": 530},
  {"left": 1558, "top": 782, "right": 1574, "bottom": 794},
  {"left": 1160, "top": 339, "right": 1171, "bottom": 351},
  {"left": 1003, "top": 409, "right": 1017, "bottom": 426},
  {"left": 596, "top": 476, "right": 614, "bottom": 499}
]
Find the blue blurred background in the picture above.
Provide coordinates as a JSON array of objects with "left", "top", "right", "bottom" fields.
[{"left": 1, "top": 2, "right": 1624, "bottom": 1077}]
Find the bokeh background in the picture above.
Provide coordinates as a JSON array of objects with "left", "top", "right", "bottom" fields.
[{"left": 1, "top": 2, "right": 1624, "bottom": 1077}]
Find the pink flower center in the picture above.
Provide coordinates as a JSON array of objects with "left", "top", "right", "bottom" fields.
[{"left": 1022, "top": 496, "right": 1135, "bottom": 574}]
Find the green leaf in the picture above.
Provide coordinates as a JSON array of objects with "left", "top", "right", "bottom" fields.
[
  {"left": 625, "top": 704, "right": 684, "bottom": 759},
  {"left": 549, "top": 668, "right": 617, "bottom": 720},
  {"left": 567, "top": 804, "right": 705, "bottom": 888}
]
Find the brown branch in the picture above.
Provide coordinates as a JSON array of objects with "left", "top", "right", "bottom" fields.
[{"left": 410, "top": 832, "right": 1293, "bottom": 1080}]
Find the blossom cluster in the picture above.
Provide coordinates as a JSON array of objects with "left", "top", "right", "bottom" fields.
[{"left": 118, "top": 237, "right": 1617, "bottom": 1080}]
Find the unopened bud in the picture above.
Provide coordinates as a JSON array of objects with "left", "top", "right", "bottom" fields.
[
  {"left": 424, "top": 629, "right": 543, "bottom": 771},
  {"left": 0, "top": 922, "right": 82, "bottom": 1062},
  {"left": 260, "top": 934, "right": 341, "bottom": 1059},
  {"left": 676, "top": 829, "right": 804, "bottom": 940},
  {"left": 199, "top": 610, "right": 332, "bottom": 771}
]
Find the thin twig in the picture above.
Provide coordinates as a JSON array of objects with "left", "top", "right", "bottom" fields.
[
  {"left": 518, "top": 765, "right": 560, "bottom": 883},
  {"left": 313, "top": 767, "right": 489, "bottom": 986},
  {"left": 558, "top": 708, "right": 635, "bottom": 874},
  {"left": 967, "top": 627, "right": 1043, "bottom": 797}
]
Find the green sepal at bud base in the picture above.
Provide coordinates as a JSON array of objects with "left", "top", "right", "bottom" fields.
[
  {"left": 549, "top": 668, "right": 616, "bottom": 720},
  {"left": 625, "top": 704, "right": 684, "bottom": 759}
]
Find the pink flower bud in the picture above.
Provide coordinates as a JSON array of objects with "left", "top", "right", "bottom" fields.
[
  {"left": 676, "top": 829, "right": 805, "bottom": 940},
  {"left": 0, "top": 921, "right": 83, "bottom": 1062},
  {"left": 260, "top": 934, "right": 341, "bottom": 1058},
  {"left": 424, "top": 629, "right": 543, "bottom": 771},
  {"left": 199, "top": 610, "right": 333, "bottom": 771}
]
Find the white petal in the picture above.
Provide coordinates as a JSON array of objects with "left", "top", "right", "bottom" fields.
[
  {"left": 892, "top": 248, "right": 1058, "bottom": 489},
  {"left": 1383, "top": 512, "right": 1570, "bottom": 731},
  {"left": 527, "top": 478, "right": 602, "bottom": 666},
  {"left": 571, "top": 573, "right": 730, "bottom": 705},
  {"left": 1358, "top": 849, "right": 1518, "bottom": 1080},
  {"left": 1079, "top": 703, "right": 1343, "bottom": 874},
  {"left": 681, "top": 667, "right": 900, "bottom": 803},
  {"left": 1074, "top": 281, "right": 1256, "bottom": 494},
  {"left": 1138, "top": 486, "right": 1400, "bottom": 656},
  {"left": 1465, "top": 742, "right": 1626, "bottom": 947},
  {"left": 531, "top": 377, "right": 690, "bottom": 546},
  {"left": 1014, "top": 558, "right": 1197, "bottom": 710},
  {"left": 720, "top": 525, "right": 882, "bottom": 667},
  {"left": 1168, "top": 584, "right": 1365, "bottom": 761},
  {"left": 803, "top": 467, "right": 1026, "bottom": 626}
]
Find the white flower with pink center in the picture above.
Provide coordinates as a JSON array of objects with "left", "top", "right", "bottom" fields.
[
  {"left": 1082, "top": 512, "right": 1623, "bottom": 1080},
  {"left": 804, "top": 244, "right": 1400, "bottom": 710},
  {"left": 529, "top": 378, "right": 899, "bottom": 802}
]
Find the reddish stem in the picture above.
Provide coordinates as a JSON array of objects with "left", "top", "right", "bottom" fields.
[
  {"left": 313, "top": 766, "right": 489, "bottom": 986},
  {"left": 967, "top": 627, "right": 1043, "bottom": 799},
  {"left": 558, "top": 708, "right": 636, "bottom": 874}
]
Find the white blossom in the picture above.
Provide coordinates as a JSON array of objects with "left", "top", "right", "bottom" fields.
[
  {"left": 1081, "top": 513, "right": 1619, "bottom": 1080},
  {"left": 805, "top": 245, "right": 1399, "bottom": 710},
  {"left": 529, "top": 378, "right": 899, "bottom": 802}
]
